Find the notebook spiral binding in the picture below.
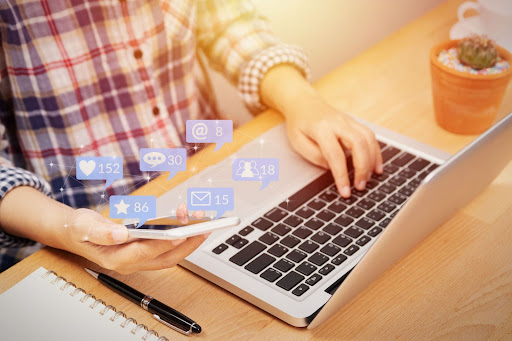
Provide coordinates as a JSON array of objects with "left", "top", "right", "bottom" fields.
[{"left": 42, "top": 270, "right": 168, "bottom": 341}]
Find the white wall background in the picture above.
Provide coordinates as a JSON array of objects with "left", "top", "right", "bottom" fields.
[{"left": 207, "top": 0, "right": 445, "bottom": 125}]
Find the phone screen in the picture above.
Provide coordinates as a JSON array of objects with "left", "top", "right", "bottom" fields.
[{"left": 124, "top": 217, "right": 211, "bottom": 230}]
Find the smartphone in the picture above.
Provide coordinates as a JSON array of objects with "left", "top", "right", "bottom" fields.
[{"left": 124, "top": 216, "right": 241, "bottom": 240}]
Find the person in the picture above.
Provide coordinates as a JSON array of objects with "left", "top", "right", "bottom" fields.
[{"left": 0, "top": 0, "right": 382, "bottom": 273}]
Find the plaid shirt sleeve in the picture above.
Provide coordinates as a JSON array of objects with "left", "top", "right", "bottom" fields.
[{"left": 196, "top": 0, "right": 311, "bottom": 113}]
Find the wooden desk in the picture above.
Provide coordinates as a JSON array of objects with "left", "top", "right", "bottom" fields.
[{"left": 1, "top": 0, "right": 511, "bottom": 339}]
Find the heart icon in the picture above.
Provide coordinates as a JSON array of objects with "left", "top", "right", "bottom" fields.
[{"left": 79, "top": 160, "right": 96, "bottom": 176}]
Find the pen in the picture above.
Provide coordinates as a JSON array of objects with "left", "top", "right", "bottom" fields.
[{"left": 84, "top": 268, "right": 201, "bottom": 335}]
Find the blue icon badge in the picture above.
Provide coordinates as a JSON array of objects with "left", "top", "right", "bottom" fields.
[
  {"left": 140, "top": 148, "right": 187, "bottom": 180},
  {"left": 187, "top": 187, "right": 234, "bottom": 219},
  {"left": 109, "top": 195, "right": 156, "bottom": 227},
  {"left": 233, "top": 158, "right": 279, "bottom": 190},
  {"left": 186, "top": 120, "right": 233, "bottom": 152},
  {"left": 76, "top": 156, "right": 123, "bottom": 188}
]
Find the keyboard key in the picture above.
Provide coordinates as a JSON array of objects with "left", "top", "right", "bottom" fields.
[
  {"left": 381, "top": 146, "right": 400, "bottom": 162},
  {"left": 233, "top": 238, "right": 249, "bottom": 249},
  {"left": 392, "top": 152, "right": 415, "bottom": 167},
  {"left": 356, "top": 198, "right": 376, "bottom": 210},
  {"left": 229, "top": 241, "right": 266, "bottom": 266},
  {"left": 378, "top": 141, "right": 387, "bottom": 149},
  {"left": 327, "top": 201, "right": 347, "bottom": 213},
  {"left": 379, "top": 218, "right": 392, "bottom": 228},
  {"left": 261, "top": 268, "right": 282, "bottom": 282},
  {"left": 332, "top": 235, "right": 352, "bottom": 247},
  {"left": 309, "top": 252, "right": 329, "bottom": 266},
  {"left": 356, "top": 235, "right": 371, "bottom": 246},
  {"left": 378, "top": 201, "right": 396, "bottom": 213},
  {"left": 264, "top": 208, "right": 288, "bottom": 222},
  {"left": 319, "top": 191, "right": 338, "bottom": 202},
  {"left": 409, "top": 158, "right": 430, "bottom": 171},
  {"left": 418, "top": 170, "right": 430, "bottom": 180},
  {"left": 281, "top": 235, "right": 300, "bottom": 248},
  {"left": 323, "top": 223, "right": 343, "bottom": 236},
  {"left": 308, "top": 199, "right": 326, "bottom": 210},
  {"left": 316, "top": 209, "right": 335, "bottom": 222},
  {"left": 226, "top": 235, "right": 241, "bottom": 245},
  {"left": 286, "top": 249, "right": 307, "bottom": 263},
  {"left": 365, "top": 179, "right": 379, "bottom": 189},
  {"left": 344, "top": 244, "right": 360, "bottom": 256},
  {"left": 338, "top": 196, "right": 358, "bottom": 205},
  {"left": 384, "top": 163, "right": 400, "bottom": 174},
  {"left": 252, "top": 218, "right": 273, "bottom": 231},
  {"left": 409, "top": 177, "right": 422, "bottom": 188},
  {"left": 372, "top": 173, "right": 389, "bottom": 182},
  {"left": 379, "top": 183, "right": 397, "bottom": 195},
  {"left": 306, "top": 274, "right": 323, "bottom": 286},
  {"left": 368, "top": 227, "right": 383, "bottom": 237},
  {"left": 272, "top": 224, "right": 291, "bottom": 236},
  {"left": 293, "top": 227, "right": 313, "bottom": 239},
  {"left": 296, "top": 207, "right": 315, "bottom": 219},
  {"left": 259, "top": 232, "right": 279, "bottom": 245},
  {"left": 344, "top": 226, "right": 364, "bottom": 239},
  {"left": 283, "top": 215, "right": 303, "bottom": 228},
  {"left": 399, "top": 185, "right": 416, "bottom": 197},
  {"left": 245, "top": 254, "right": 276, "bottom": 274},
  {"left": 389, "top": 176, "right": 407, "bottom": 187},
  {"left": 239, "top": 226, "right": 254, "bottom": 236},
  {"left": 334, "top": 214, "right": 354, "bottom": 227},
  {"left": 296, "top": 262, "right": 317, "bottom": 276},
  {"left": 292, "top": 283, "right": 310, "bottom": 296},
  {"left": 428, "top": 164, "right": 439, "bottom": 172},
  {"left": 332, "top": 254, "right": 348, "bottom": 265},
  {"left": 268, "top": 244, "right": 288, "bottom": 257},
  {"left": 319, "top": 264, "right": 335, "bottom": 275},
  {"left": 276, "top": 271, "right": 304, "bottom": 291},
  {"left": 368, "top": 191, "right": 387, "bottom": 203},
  {"left": 274, "top": 259, "right": 294, "bottom": 272},
  {"left": 320, "top": 243, "right": 341, "bottom": 256},
  {"left": 399, "top": 168, "right": 417, "bottom": 179},
  {"left": 305, "top": 218, "right": 324, "bottom": 230},
  {"left": 388, "top": 193, "right": 407, "bottom": 205},
  {"left": 311, "top": 231, "right": 330, "bottom": 244},
  {"left": 355, "top": 217, "right": 375, "bottom": 230},
  {"left": 299, "top": 240, "right": 320, "bottom": 253},
  {"left": 212, "top": 244, "right": 228, "bottom": 254},
  {"left": 352, "top": 188, "right": 369, "bottom": 198},
  {"left": 366, "top": 209, "right": 386, "bottom": 221},
  {"left": 346, "top": 207, "right": 365, "bottom": 219},
  {"left": 280, "top": 172, "right": 335, "bottom": 211}
]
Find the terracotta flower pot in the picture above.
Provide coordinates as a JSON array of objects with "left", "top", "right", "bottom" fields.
[{"left": 430, "top": 39, "right": 512, "bottom": 135}]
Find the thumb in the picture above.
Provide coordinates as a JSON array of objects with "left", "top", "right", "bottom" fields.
[{"left": 71, "top": 210, "right": 129, "bottom": 245}]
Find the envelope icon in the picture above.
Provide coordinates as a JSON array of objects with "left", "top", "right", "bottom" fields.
[{"left": 191, "top": 191, "right": 211, "bottom": 206}]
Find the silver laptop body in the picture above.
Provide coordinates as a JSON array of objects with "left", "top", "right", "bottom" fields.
[{"left": 155, "top": 112, "right": 512, "bottom": 328}]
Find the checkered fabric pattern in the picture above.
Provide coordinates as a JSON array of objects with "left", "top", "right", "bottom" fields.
[{"left": 0, "top": 0, "right": 310, "bottom": 270}]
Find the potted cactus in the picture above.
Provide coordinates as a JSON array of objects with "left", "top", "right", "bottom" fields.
[{"left": 430, "top": 35, "right": 512, "bottom": 134}]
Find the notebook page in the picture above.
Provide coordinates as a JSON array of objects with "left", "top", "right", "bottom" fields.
[{"left": 0, "top": 267, "right": 165, "bottom": 341}]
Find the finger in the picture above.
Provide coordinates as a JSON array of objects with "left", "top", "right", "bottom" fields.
[
  {"left": 374, "top": 138, "right": 384, "bottom": 174},
  {"left": 289, "top": 132, "right": 329, "bottom": 169},
  {"left": 192, "top": 210, "right": 205, "bottom": 219},
  {"left": 354, "top": 125, "right": 378, "bottom": 180},
  {"left": 108, "top": 238, "right": 183, "bottom": 268},
  {"left": 340, "top": 131, "right": 373, "bottom": 191},
  {"left": 135, "top": 235, "right": 208, "bottom": 271},
  {"left": 71, "top": 212, "right": 129, "bottom": 246},
  {"left": 176, "top": 203, "right": 189, "bottom": 224},
  {"left": 310, "top": 129, "right": 351, "bottom": 198}
]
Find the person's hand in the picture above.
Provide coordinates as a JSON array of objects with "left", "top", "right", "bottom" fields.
[
  {"left": 61, "top": 204, "right": 207, "bottom": 274},
  {"left": 284, "top": 96, "right": 383, "bottom": 197}
]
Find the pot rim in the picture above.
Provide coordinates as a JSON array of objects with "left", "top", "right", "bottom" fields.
[{"left": 430, "top": 39, "right": 512, "bottom": 80}]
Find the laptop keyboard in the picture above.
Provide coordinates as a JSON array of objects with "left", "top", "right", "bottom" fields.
[{"left": 211, "top": 141, "right": 439, "bottom": 298}]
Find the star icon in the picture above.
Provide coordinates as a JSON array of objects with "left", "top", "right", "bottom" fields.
[{"left": 114, "top": 200, "right": 130, "bottom": 215}]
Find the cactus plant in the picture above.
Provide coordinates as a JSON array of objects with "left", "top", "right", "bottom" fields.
[{"left": 457, "top": 35, "right": 498, "bottom": 70}]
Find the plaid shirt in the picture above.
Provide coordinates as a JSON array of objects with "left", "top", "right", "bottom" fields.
[{"left": 0, "top": 0, "right": 309, "bottom": 270}]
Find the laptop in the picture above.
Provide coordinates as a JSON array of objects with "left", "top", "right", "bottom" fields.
[{"left": 155, "top": 112, "right": 512, "bottom": 328}]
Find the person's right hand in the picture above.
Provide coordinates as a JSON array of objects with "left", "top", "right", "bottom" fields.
[{"left": 62, "top": 204, "right": 207, "bottom": 275}]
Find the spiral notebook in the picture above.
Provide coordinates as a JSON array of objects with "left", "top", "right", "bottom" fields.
[{"left": 0, "top": 267, "right": 169, "bottom": 341}]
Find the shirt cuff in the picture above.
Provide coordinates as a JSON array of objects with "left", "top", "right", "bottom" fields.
[
  {"left": 0, "top": 165, "right": 53, "bottom": 248},
  {"left": 238, "top": 43, "right": 311, "bottom": 114}
]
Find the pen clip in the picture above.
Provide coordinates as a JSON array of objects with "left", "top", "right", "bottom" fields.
[{"left": 153, "top": 314, "right": 192, "bottom": 336}]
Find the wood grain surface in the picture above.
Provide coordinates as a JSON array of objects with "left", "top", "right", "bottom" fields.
[{"left": 1, "top": 0, "right": 511, "bottom": 340}]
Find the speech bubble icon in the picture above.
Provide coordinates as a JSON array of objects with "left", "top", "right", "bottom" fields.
[
  {"left": 140, "top": 148, "right": 187, "bottom": 181},
  {"left": 186, "top": 120, "right": 233, "bottom": 152},
  {"left": 187, "top": 187, "right": 234, "bottom": 220},
  {"left": 232, "top": 158, "right": 279, "bottom": 190},
  {"left": 76, "top": 156, "right": 123, "bottom": 189},
  {"left": 110, "top": 195, "right": 156, "bottom": 227}
]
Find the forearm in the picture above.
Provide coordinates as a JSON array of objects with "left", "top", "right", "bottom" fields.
[{"left": 0, "top": 186, "right": 72, "bottom": 249}]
